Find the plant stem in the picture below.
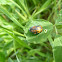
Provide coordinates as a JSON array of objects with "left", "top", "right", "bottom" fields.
[{"left": 48, "top": 35, "right": 54, "bottom": 48}]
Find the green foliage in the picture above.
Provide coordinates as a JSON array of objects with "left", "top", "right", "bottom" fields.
[
  {"left": 55, "top": 9, "right": 62, "bottom": 35},
  {"left": 33, "top": 0, "right": 52, "bottom": 17},
  {"left": 53, "top": 9, "right": 62, "bottom": 62},
  {"left": 53, "top": 35, "right": 62, "bottom": 62},
  {"left": 0, "top": 0, "right": 11, "bottom": 5},
  {"left": 0, "top": 52, "right": 5, "bottom": 62},
  {"left": 8, "top": 58, "right": 14, "bottom": 62},
  {"left": 0, "top": 0, "right": 62, "bottom": 62},
  {"left": 25, "top": 19, "right": 53, "bottom": 43}
]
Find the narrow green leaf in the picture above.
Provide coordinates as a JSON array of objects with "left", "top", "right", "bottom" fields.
[
  {"left": 0, "top": 6, "right": 24, "bottom": 29},
  {"left": 10, "top": 0, "right": 27, "bottom": 16},
  {"left": 55, "top": 9, "right": 62, "bottom": 26},
  {"left": 19, "top": 0, "right": 30, "bottom": 16},
  {"left": 48, "top": 35, "right": 54, "bottom": 48},
  {"left": 0, "top": 52, "right": 5, "bottom": 62},
  {"left": 28, "top": 49, "right": 46, "bottom": 57},
  {"left": 55, "top": 9, "right": 62, "bottom": 35},
  {"left": 8, "top": 58, "right": 14, "bottom": 62},
  {"left": 0, "top": 25, "right": 25, "bottom": 37},
  {"left": 33, "top": 0, "right": 52, "bottom": 17},
  {"left": 32, "top": 0, "right": 37, "bottom": 5},
  {"left": 53, "top": 35, "right": 62, "bottom": 62},
  {"left": 4, "top": 41, "right": 13, "bottom": 50},
  {"left": 15, "top": 10, "right": 26, "bottom": 21},
  {"left": 5, "top": 30, "right": 31, "bottom": 49},
  {"left": 0, "top": 0, "right": 11, "bottom": 5}
]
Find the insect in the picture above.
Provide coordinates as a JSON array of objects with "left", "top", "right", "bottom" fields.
[{"left": 29, "top": 25, "right": 43, "bottom": 34}]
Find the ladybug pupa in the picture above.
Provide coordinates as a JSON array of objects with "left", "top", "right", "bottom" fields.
[{"left": 29, "top": 25, "right": 43, "bottom": 34}]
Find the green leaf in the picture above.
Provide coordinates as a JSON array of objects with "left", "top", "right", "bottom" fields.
[
  {"left": 24, "top": 19, "right": 53, "bottom": 43},
  {"left": 28, "top": 49, "right": 46, "bottom": 57},
  {"left": 5, "top": 30, "right": 31, "bottom": 49},
  {"left": 0, "top": 25, "right": 25, "bottom": 37},
  {"left": 4, "top": 41, "right": 13, "bottom": 50},
  {"left": 22, "top": 57, "right": 42, "bottom": 62},
  {"left": 0, "top": 52, "right": 5, "bottom": 62},
  {"left": 33, "top": 0, "right": 52, "bottom": 17},
  {"left": 10, "top": 0, "right": 27, "bottom": 16},
  {"left": 55, "top": 9, "right": 62, "bottom": 35},
  {"left": 8, "top": 58, "right": 14, "bottom": 62},
  {"left": 32, "top": 0, "right": 37, "bottom": 5},
  {"left": 53, "top": 35, "right": 62, "bottom": 62},
  {"left": 0, "top": 0, "right": 12, "bottom": 5},
  {"left": 55, "top": 9, "right": 62, "bottom": 26},
  {"left": 19, "top": 0, "right": 30, "bottom": 16},
  {"left": 23, "top": 59, "right": 42, "bottom": 62},
  {"left": 0, "top": 6, "right": 24, "bottom": 29},
  {"left": 57, "top": 29, "right": 62, "bottom": 35}
]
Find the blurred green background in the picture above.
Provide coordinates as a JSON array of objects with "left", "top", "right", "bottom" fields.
[{"left": 0, "top": 0, "right": 62, "bottom": 62}]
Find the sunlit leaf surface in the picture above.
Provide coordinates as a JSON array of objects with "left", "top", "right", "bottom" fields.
[{"left": 25, "top": 19, "right": 53, "bottom": 43}]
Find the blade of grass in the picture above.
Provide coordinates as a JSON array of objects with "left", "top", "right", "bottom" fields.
[
  {"left": 10, "top": 0, "right": 27, "bottom": 17},
  {"left": 0, "top": 24, "right": 31, "bottom": 49},
  {"left": 13, "top": 40, "right": 20, "bottom": 62},
  {"left": 48, "top": 35, "right": 54, "bottom": 48},
  {"left": 5, "top": 30, "right": 31, "bottom": 49},
  {"left": 0, "top": 25, "right": 25, "bottom": 37},
  {"left": 32, "top": 0, "right": 52, "bottom": 17},
  {"left": 32, "top": 0, "right": 37, "bottom": 5},
  {"left": 48, "top": 0, "right": 61, "bottom": 21},
  {"left": 19, "top": 0, "right": 30, "bottom": 16},
  {"left": 0, "top": 6, "right": 24, "bottom": 29},
  {"left": 15, "top": 10, "right": 26, "bottom": 21}
]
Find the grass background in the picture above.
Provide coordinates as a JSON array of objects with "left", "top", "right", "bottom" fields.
[{"left": 0, "top": 0, "right": 62, "bottom": 62}]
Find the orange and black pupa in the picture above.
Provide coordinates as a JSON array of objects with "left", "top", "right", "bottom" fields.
[{"left": 29, "top": 25, "right": 43, "bottom": 34}]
